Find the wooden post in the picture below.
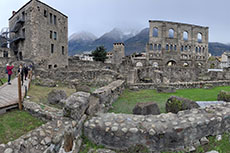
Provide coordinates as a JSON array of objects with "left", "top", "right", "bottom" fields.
[
  {"left": 18, "top": 74, "right": 22, "bottom": 110},
  {"left": 28, "top": 71, "right": 32, "bottom": 89}
]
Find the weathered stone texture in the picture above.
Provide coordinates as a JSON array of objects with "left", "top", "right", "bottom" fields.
[
  {"left": 9, "top": 0, "right": 68, "bottom": 69},
  {"left": 47, "top": 89, "right": 67, "bottom": 105},
  {"left": 129, "top": 80, "right": 230, "bottom": 90},
  {"left": 166, "top": 96, "right": 200, "bottom": 113},
  {"left": 1, "top": 101, "right": 85, "bottom": 153},
  {"left": 147, "top": 20, "right": 209, "bottom": 68},
  {"left": 92, "top": 80, "right": 125, "bottom": 109},
  {"left": 157, "top": 85, "right": 176, "bottom": 93},
  {"left": 84, "top": 103, "right": 230, "bottom": 152},
  {"left": 63, "top": 92, "right": 90, "bottom": 120}
]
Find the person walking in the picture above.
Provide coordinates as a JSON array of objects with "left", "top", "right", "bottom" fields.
[
  {"left": 23, "top": 64, "right": 29, "bottom": 80},
  {"left": 18, "top": 64, "right": 24, "bottom": 86},
  {"left": 6, "top": 63, "right": 14, "bottom": 85}
]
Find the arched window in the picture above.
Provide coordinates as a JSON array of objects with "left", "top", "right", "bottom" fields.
[
  {"left": 170, "top": 45, "right": 173, "bottom": 51},
  {"left": 153, "top": 28, "right": 158, "bottom": 37},
  {"left": 183, "top": 31, "right": 188, "bottom": 41},
  {"left": 181, "top": 46, "right": 184, "bottom": 52},
  {"left": 169, "top": 29, "right": 174, "bottom": 38},
  {"left": 149, "top": 44, "right": 153, "bottom": 50},
  {"left": 183, "top": 62, "right": 189, "bottom": 67},
  {"left": 174, "top": 45, "right": 177, "bottom": 51},
  {"left": 199, "top": 47, "right": 201, "bottom": 53},
  {"left": 153, "top": 62, "right": 158, "bottom": 67},
  {"left": 166, "top": 44, "right": 169, "bottom": 51},
  {"left": 185, "top": 46, "right": 188, "bottom": 51},
  {"left": 167, "top": 60, "right": 176, "bottom": 66},
  {"left": 196, "top": 47, "right": 198, "bottom": 53},
  {"left": 158, "top": 44, "right": 161, "bottom": 50},
  {"left": 198, "top": 33, "right": 202, "bottom": 43},
  {"left": 154, "top": 44, "right": 157, "bottom": 51},
  {"left": 136, "top": 62, "right": 143, "bottom": 67}
]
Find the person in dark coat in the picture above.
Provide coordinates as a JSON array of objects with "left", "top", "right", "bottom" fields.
[
  {"left": 6, "top": 64, "right": 14, "bottom": 85},
  {"left": 18, "top": 64, "right": 24, "bottom": 86},
  {"left": 23, "top": 65, "right": 29, "bottom": 80}
]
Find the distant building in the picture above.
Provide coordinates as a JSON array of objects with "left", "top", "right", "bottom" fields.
[
  {"left": 74, "top": 51, "right": 93, "bottom": 61},
  {"left": 220, "top": 52, "right": 230, "bottom": 68},
  {"left": 105, "top": 51, "right": 113, "bottom": 63},
  {"left": 112, "top": 43, "right": 125, "bottom": 65},
  {"left": 8, "top": 0, "right": 68, "bottom": 69}
]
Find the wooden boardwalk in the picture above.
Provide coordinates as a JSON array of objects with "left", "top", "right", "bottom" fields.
[{"left": 0, "top": 78, "right": 30, "bottom": 114}]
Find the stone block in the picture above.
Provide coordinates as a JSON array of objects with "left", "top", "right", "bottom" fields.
[
  {"left": 63, "top": 92, "right": 90, "bottom": 120},
  {"left": 132, "top": 102, "right": 160, "bottom": 115},
  {"left": 86, "top": 95, "right": 101, "bottom": 116},
  {"left": 47, "top": 89, "right": 67, "bottom": 105},
  {"left": 157, "top": 86, "right": 176, "bottom": 93},
  {"left": 217, "top": 90, "right": 230, "bottom": 102},
  {"left": 166, "top": 96, "right": 200, "bottom": 113}
]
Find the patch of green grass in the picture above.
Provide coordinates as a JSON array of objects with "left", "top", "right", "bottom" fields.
[
  {"left": 0, "top": 110, "right": 45, "bottom": 144},
  {"left": 110, "top": 86, "right": 230, "bottom": 114},
  {"left": 27, "top": 83, "right": 75, "bottom": 108},
  {"left": 0, "top": 78, "right": 7, "bottom": 86},
  {"left": 195, "top": 133, "right": 230, "bottom": 153},
  {"left": 79, "top": 134, "right": 104, "bottom": 153}
]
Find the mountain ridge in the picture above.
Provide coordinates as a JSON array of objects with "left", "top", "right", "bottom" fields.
[{"left": 68, "top": 28, "right": 230, "bottom": 56}]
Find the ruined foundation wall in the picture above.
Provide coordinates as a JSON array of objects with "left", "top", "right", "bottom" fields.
[
  {"left": 68, "top": 57, "right": 116, "bottom": 71},
  {"left": 35, "top": 68, "right": 121, "bottom": 87},
  {"left": 129, "top": 80, "right": 230, "bottom": 90},
  {"left": 84, "top": 103, "right": 230, "bottom": 152},
  {"left": 92, "top": 80, "right": 125, "bottom": 109}
]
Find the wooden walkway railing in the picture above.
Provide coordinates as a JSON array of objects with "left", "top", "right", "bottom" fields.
[{"left": 0, "top": 71, "right": 32, "bottom": 114}]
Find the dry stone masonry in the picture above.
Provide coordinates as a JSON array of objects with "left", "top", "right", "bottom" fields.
[{"left": 84, "top": 103, "right": 230, "bottom": 152}]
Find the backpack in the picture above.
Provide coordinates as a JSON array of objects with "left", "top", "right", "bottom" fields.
[{"left": 5, "top": 67, "right": 8, "bottom": 74}]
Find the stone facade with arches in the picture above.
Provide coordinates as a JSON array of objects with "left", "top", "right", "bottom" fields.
[{"left": 146, "top": 20, "right": 209, "bottom": 68}]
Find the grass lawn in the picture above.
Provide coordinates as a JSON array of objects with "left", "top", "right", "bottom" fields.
[
  {"left": 0, "top": 78, "right": 7, "bottom": 86},
  {"left": 0, "top": 110, "right": 45, "bottom": 144},
  {"left": 195, "top": 133, "right": 230, "bottom": 153},
  {"left": 110, "top": 86, "right": 230, "bottom": 114},
  {"left": 27, "top": 84, "right": 75, "bottom": 108}
]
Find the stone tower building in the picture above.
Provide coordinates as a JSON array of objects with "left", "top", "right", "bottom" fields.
[
  {"left": 112, "top": 43, "right": 125, "bottom": 65},
  {"left": 9, "top": 0, "right": 68, "bottom": 69},
  {"left": 146, "top": 20, "right": 209, "bottom": 68}
]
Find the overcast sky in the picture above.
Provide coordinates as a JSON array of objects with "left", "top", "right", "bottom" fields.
[{"left": 0, "top": 0, "right": 229, "bottom": 43}]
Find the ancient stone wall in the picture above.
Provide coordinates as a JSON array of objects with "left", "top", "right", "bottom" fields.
[
  {"left": 147, "top": 20, "right": 209, "bottom": 68},
  {"left": 84, "top": 103, "right": 230, "bottom": 152},
  {"left": 92, "top": 80, "right": 125, "bottom": 109},
  {"left": 35, "top": 68, "right": 121, "bottom": 87},
  {"left": 129, "top": 80, "right": 230, "bottom": 90},
  {"left": 68, "top": 57, "right": 116, "bottom": 71}
]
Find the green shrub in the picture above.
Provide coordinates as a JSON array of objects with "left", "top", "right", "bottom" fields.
[
  {"left": 217, "top": 90, "right": 230, "bottom": 102},
  {"left": 165, "top": 96, "right": 199, "bottom": 113}
]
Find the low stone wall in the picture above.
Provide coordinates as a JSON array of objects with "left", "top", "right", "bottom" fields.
[
  {"left": 92, "top": 80, "right": 125, "bottom": 110},
  {"left": 68, "top": 57, "right": 116, "bottom": 71},
  {"left": 84, "top": 103, "right": 230, "bottom": 152},
  {"left": 0, "top": 101, "right": 86, "bottom": 153},
  {"left": 35, "top": 68, "right": 121, "bottom": 87},
  {"left": 129, "top": 80, "right": 230, "bottom": 90}
]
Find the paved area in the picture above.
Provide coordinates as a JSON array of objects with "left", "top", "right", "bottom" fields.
[
  {"left": 196, "top": 101, "right": 225, "bottom": 108},
  {"left": 0, "top": 78, "right": 29, "bottom": 113}
]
